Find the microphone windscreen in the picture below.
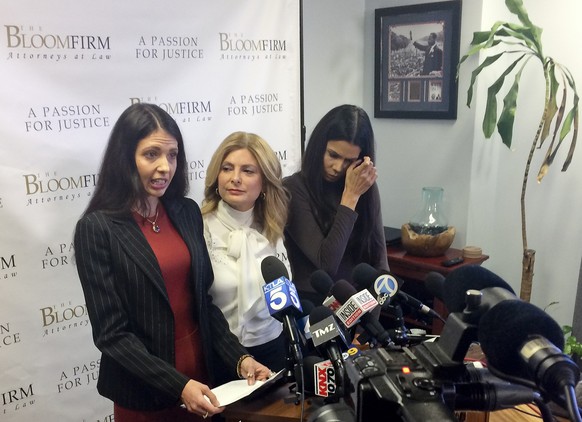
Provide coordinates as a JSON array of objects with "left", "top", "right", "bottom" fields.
[
  {"left": 351, "top": 262, "right": 380, "bottom": 290},
  {"left": 310, "top": 270, "right": 334, "bottom": 296},
  {"left": 478, "top": 300, "right": 565, "bottom": 377},
  {"left": 309, "top": 305, "right": 335, "bottom": 325},
  {"left": 329, "top": 279, "right": 357, "bottom": 304},
  {"left": 297, "top": 354, "right": 325, "bottom": 394},
  {"left": 443, "top": 265, "right": 515, "bottom": 312},
  {"left": 424, "top": 271, "right": 445, "bottom": 301},
  {"left": 261, "top": 255, "right": 289, "bottom": 283},
  {"left": 299, "top": 299, "right": 315, "bottom": 318}
]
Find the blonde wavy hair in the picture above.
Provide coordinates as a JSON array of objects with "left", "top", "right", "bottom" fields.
[{"left": 201, "top": 131, "right": 289, "bottom": 245}]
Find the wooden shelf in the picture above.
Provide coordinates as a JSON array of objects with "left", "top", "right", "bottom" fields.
[{"left": 386, "top": 245, "right": 489, "bottom": 334}]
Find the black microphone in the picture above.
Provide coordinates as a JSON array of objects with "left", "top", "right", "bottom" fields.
[
  {"left": 262, "top": 254, "right": 290, "bottom": 281},
  {"left": 478, "top": 299, "right": 580, "bottom": 407},
  {"left": 447, "top": 362, "right": 540, "bottom": 411},
  {"left": 309, "top": 306, "right": 350, "bottom": 354},
  {"left": 447, "top": 381, "right": 539, "bottom": 411},
  {"left": 351, "top": 263, "right": 408, "bottom": 344},
  {"left": 310, "top": 269, "right": 342, "bottom": 311},
  {"left": 424, "top": 271, "right": 446, "bottom": 302},
  {"left": 329, "top": 279, "right": 392, "bottom": 348},
  {"left": 351, "top": 263, "right": 392, "bottom": 308},
  {"left": 296, "top": 299, "right": 316, "bottom": 352},
  {"left": 295, "top": 355, "right": 323, "bottom": 396},
  {"left": 298, "top": 355, "right": 342, "bottom": 401},
  {"left": 442, "top": 265, "right": 515, "bottom": 313},
  {"left": 310, "top": 269, "right": 333, "bottom": 297},
  {"left": 261, "top": 256, "right": 304, "bottom": 369},
  {"left": 352, "top": 263, "right": 445, "bottom": 322},
  {"left": 308, "top": 306, "right": 348, "bottom": 398}
]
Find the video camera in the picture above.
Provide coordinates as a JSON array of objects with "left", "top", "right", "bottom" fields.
[
  {"left": 346, "top": 344, "right": 459, "bottom": 421},
  {"left": 304, "top": 265, "right": 581, "bottom": 422}
]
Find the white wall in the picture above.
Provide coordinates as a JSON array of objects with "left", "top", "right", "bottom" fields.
[
  {"left": 301, "top": 0, "right": 365, "bottom": 168},
  {"left": 304, "top": 0, "right": 582, "bottom": 327},
  {"left": 467, "top": 0, "right": 582, "bottom": 326}
]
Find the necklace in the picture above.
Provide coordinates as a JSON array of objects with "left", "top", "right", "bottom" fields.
[{"left": 144, "top": 208, "right": 161, "bottom": 233}]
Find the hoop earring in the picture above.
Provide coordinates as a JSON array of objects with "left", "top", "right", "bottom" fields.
[
  {"left": 215, "top": 187, "right": 220, "bottom": 197},
  {"left": 260, "top": 192, "right": 266, "bottom": 200}
]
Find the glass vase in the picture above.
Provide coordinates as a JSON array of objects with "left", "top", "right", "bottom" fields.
[{"left": 409, "top": 186, "right": 449, "bottom": 235}]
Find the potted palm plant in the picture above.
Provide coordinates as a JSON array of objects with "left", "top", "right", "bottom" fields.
[{"left": 458, "top": 0, "right": 579, "bottom": 301}]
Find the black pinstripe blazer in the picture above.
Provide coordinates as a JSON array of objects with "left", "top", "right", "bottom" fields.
[{"left": 74, "top": 197, "right": 247, "bottom": 410}]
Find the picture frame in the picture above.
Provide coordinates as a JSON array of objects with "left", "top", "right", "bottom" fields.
[{"left": 374, "top": 1, "right": 461, "bottom": 119}]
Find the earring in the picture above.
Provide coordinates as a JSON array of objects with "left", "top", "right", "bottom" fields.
[
  {"left": 261, "top": 192, "right": 266, "bottom": 200},
  {"left": 215, "top": 187, "right": 220, "bottom": 197}
]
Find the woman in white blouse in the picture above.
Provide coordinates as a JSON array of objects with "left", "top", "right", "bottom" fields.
[{"left": 201, "top": 132, "right": 291, "bottom": 381}]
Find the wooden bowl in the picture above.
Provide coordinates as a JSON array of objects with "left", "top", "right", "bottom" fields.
[{"left": 400, "top": 223, "right": 455, "bottom": 257}]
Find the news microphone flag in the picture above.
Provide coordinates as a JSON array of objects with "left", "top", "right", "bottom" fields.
[
  {"left": 310, "top": 316, "right": 341, "bottom": 348},
  {"left": 313, "top": 359, "right": 337, "bottom": 398},
  {"left": 323, "top": 295, "right": 342, "bottom": 311},
  {"left": 262, "top": 276, "right": 303, "bottom": 320},
  {"left": 309, "top": 310, "right": 350, "bottom": 351},
  {"left": 335, "top": 289, "right": 378, "bottom": 328},
  {"left": 373, "top": 273, "right": 399, "bottom": 305}
]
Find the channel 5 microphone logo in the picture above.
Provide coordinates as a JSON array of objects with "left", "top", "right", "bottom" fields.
[{"left": 262, "top": 277, "right": 303, "bottom": 318}]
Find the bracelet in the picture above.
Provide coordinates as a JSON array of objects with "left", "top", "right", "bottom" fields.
[{"left": 236, "top": 354, "right": 254, "bottom": 379}]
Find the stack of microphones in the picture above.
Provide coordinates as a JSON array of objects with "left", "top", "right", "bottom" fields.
[
  {"left": 261, "top": 256, "right": 581, "bottom": 421},
  {"left": 261, "top": 256, "right": 446, "bottom": 403},
  {"left": 312, "top": 263, "right": 445, "bottom": 346}
]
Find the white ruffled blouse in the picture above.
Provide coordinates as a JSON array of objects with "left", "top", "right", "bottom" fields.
[{"left": 203, "top": 200, "right": 291, "bottom": 347}]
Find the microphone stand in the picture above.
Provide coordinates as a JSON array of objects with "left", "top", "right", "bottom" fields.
[
  {"left": 282, "top": 320, "right": 305, "bottom": 407},
  {"left": 384, "top": 303, "right": 409, "bottom": 345}
]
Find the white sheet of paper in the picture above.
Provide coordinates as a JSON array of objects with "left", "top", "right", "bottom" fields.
[{"left": 211, "top": 369, "right": 285, "bottom": 407}]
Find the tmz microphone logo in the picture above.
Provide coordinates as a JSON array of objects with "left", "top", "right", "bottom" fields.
[
  {"left": 314, "top": 360, "right": 336, "bottom": 397},
  {"left": 311, "top": 322, "right": 337, "bottom": 340}
]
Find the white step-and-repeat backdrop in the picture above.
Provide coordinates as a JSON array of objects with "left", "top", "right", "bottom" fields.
[{"left": 0, "top": 1, "right": 302, "bottom": 420}]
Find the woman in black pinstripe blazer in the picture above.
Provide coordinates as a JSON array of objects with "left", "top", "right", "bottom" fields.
[{"left": 74, "top": 103, "right": 271, "bottom": 421}]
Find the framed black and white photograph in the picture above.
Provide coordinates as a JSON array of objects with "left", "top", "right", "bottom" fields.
[{"left": 374, "top": 1, "right": 461, "bottom": 119}]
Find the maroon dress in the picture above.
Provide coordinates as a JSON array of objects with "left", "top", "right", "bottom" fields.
[{"left": 115, "top": 205, "right": 209, "bottom": 422}]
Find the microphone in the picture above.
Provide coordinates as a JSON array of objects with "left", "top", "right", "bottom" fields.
[
  {"left": 313, "top": 359, "right": 340, "bottom": 399},
  {"left": 296, "top": 299, "right": 315, "bottom": 342},
  {"left": 331, "top": 281, "right": 378, "bottom": 329},
  {"left": 295, "top": 355, "right": 322, "bottom": 396},
  {"left": 309, "top": 306, "right": 351, "bottom": 354},
  {"left": 261, "top": 256, "right": 304, "bottom": 368},
  {"left": 442, "top": 265, "right": 515, "bottom": 313},
  {"left": 352, "top": 263, "right": 445, "bottom": 322},
  {"left": 447, "top": 362, "right": 540, "bottom": 411},
  {"left": 351, "top": 263, "right": 408, "bottom": 344},
  {"left": 299, "top": 355, "right": 341, "bottom": 401},
  {"left": 308, "top": 306, "right": 348, "bottom": 397},
  {"left": 351, "top": 263, "right": 394, "bottom": 307},
  {"left": 478, "top": 299, "right": 580, "bottom": 407},
  {"left": 424, "top": 271, "right": 446, "bottom": 301},
  {"left": 310, "top": 270, "right": 342, "bottom": 311},
  {"left": 447, "top": 381, "right": 539, "bottom": 411},
  {"left": 262, "top": 254, "right": 291, "bottom": 283},
  {"left": 329, "top": 280, "right": 392, "bottom": 348}
]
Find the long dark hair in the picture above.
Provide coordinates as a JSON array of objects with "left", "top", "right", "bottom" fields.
[
  {"left": 301, "top": 104, "right": 378, "bottom": 262},
  {"left": 83, "top": 103, "right": 188, "bottom": 217}
]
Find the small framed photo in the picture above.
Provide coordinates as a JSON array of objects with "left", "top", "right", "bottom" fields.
[{"left": 374, "top": 1, "right": 461, "bottom": 119}]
